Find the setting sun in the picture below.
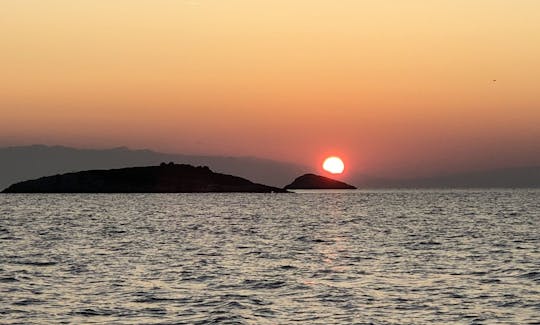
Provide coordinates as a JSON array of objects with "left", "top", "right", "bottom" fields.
[{"left": 323, "top": 156, "right": 345, "bottom": 174}]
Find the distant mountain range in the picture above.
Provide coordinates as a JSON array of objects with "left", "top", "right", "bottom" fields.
[
  {"left": 0, "top": 145, "right": 308, "bottom": 190},
  {"left": 353, "top": 167, "right": 540, "bottom": 188},
  {"left": 1, "top": 145, "right": 539, "bottom": 190}
]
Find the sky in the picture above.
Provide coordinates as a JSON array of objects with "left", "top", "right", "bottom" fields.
[{"left": 1, "top": 0, "right": 539, "bottom": 178}]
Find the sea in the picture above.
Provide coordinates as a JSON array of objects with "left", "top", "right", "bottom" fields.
[{"left": 0, "top": 190, "right": 539, "bottom": 324}]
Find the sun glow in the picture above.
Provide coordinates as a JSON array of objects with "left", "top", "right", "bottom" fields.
[{"left": 322, "top": 156, "right": 345, "bottom": 174}]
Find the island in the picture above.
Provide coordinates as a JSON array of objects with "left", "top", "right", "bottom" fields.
[
  {"left": 284, "top": 173, "right": 357, "bottom": 190},
  {"left": 1, "top": 163, "right": 288, "bottom": 193}
]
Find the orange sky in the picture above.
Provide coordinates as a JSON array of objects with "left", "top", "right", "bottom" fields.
[{"left": 1, "top": 0, "right": 539, "bottom": 177}]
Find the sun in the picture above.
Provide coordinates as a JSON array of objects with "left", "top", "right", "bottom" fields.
[{"left": 322, "top": 156, "right": 345, "bottom": 174}]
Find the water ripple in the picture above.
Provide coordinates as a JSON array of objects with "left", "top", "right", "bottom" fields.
[{"left": 0, "top": 190, "right": 539, "bottom": 324}]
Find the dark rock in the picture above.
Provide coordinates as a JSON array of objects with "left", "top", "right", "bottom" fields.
[
  {"left": 0, "top": 145, "right": 309, "bottom": 189},
  {"left": 2, "top": 164, "right": 288, "bottom": 193},
  {"left": 284, "top": 173, "right": 356, "bottom": 189}
]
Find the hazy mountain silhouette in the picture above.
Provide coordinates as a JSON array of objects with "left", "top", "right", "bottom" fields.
[
  {"left": 0, "top": 145, "right": 308, "bottom": 191},
  {"left": 351, "top": 166, "right": 540, "bottom": 188},
  {"left": 1, "top": 145, "right": 538, "bottom": 190}
]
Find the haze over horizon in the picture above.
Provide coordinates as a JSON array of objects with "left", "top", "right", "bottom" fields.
[{"left": 2, "top": 1, "right": 540, "bottom": 178}]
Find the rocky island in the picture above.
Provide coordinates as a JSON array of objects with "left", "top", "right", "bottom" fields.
[
  {"left": 284, "top": 173, "right": 357, "bottom": 189},
  {"left": 1, "top": 163, "right": 288, "bottom": 193}
]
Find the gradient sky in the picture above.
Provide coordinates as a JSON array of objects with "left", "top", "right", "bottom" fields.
[{"left": 1, "top": 0, "right": 539, "bottom": 177}]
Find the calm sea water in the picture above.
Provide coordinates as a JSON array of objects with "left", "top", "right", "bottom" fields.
[{"left": 0, "top": 190, "right": 539, "bottom": 324}]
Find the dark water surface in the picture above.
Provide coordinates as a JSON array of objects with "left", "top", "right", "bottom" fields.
[{"left": 1, "top": 190, "right": 539, "bottom": 324}]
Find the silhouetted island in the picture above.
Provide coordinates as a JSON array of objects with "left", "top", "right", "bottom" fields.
[
  {"left": 1, "top": 163, "right": 288, "bottom": 193},
  {"left": 284, "top": 173, "right": 357, "bottom": 189}
]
